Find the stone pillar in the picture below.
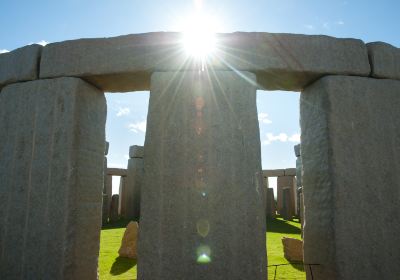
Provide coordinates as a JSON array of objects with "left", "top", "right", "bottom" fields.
[
  {"left": 266, "top": 188, "right": 276, "bottom": 218},
  {"left": 103, "top": 174, "right": 112, "bottom": 221},
  {"left": 102, "top": 142, "right": 109, "bottom": 223},
  {"left": 277, "top": 175, "right": 296, "bottom": 218},
  {"left": 124, "top": 145, "right": 144, "bottom": 220},
  {"left": 0, "top": 77, "right": 106, "bottom": 279},
  {"left": 138, "top": 71, "right": 266, "bottom": 280},
  {"left": 109, "top": 194, "right": 119, "bottom": 223},
  {"left": 294, "top": 144, "right": 303, "bottom": 226},
  {"left": 301, "top": 76, "right": 400, "bottom": 280},
  {"left": 118, "top": 176, "right": 126, "bottom": 216}
]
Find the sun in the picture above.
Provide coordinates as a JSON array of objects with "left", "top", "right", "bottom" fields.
[{"left": 181, "top": 14, "right": 219, "bottom": 61}]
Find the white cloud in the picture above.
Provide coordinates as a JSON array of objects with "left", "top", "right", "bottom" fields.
[
  {"left": 116, "top": 107, "right": 130, "bottom": 117},
  {"left": 0, "top": 49, "right": 9, "bottom": 54},
  {"left": 323, "top": 22, "right": 330, "bottom": 29},
  {"left": 262, "top": 132, "right": 300, "bottom": 145},
  {"left": 28, "top": 40, "right": 49, "bottom": 46},
  {"left": 288, "top": 133, "right": 301, "bottom": 143},
  {"left": 128, "top": 120, "right": 147, "bottom": 133},
  {"left": 258, "top": 113, "right": 272, "bottom": 124},
  {"left": 336, "top": 20, "right": 345, "bottom": 25},
  {"left": 304, "top": 24, "right": 314, "bottom": 30}
]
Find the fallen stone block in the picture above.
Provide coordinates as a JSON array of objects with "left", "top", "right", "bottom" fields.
[
  {"left": 282, "top": 237, "right": 303, "bottom": 262},
  {"left": 118, "top": 221, "right": 139, "bottom": 259}
]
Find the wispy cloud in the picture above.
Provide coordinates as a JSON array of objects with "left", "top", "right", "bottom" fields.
[
  {"left": 128, "top": 120, "right": 147, "bottom": 133},
  {"left": 28, "top": 40, "right": 49, "bottom": 46},
  {"left": 304, "top": 24, "right": 315, "bottom": 30},
  {"left": 116, "top": 107, "right": 130, "bottom": 117},
  {"left": 258, "top": 112, "right": 272, "bottom": 124},
  {"left": 336, "top": 20, "right": 345, "bottom": 25},
  {"left": 0, "top": 49, "right": 9, "bottom": 54},
  {"left": 262, "top": 132, "right": 300, "bottom": 145}
]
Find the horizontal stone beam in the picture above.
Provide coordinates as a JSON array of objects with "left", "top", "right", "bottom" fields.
[
  {"left": 367, "top": 42, "right": 400, "bottom": 80},
  {"left": 284, "top": 168, "right": 297, "bottom": 176},
  {"left": 263, "top": 168, "right": 297, "bottom": 177},
  {"left": 107, "top": 168, "right": 127, "bottom": 177},
  {"left": 39, "top": 32, "right": 371, "bottom": 92},
  {"left": 0, "top": 45, "right": 42, "bottom": 88}
]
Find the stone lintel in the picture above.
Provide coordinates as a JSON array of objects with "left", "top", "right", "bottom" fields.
[
  {"left": 0, "top": 44, "right": 42, "bottom": 88},
  {"left": 39, "top": 32, "right": 370, "bottom": 92},
  {"left": 107, "top": 168, "right": 128, "bottom": 177},
  {"left": 263, "top": 169, "right": 285, "bottom": 177},
  {"left": 284, "top": 168, "right": 297, "bottom": 176},
  {"left": 367, "top": 42, "right": 400, "bottom": 80}
]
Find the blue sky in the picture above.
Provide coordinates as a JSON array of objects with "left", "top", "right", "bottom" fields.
[{"left": 1, "top": 0, "right": 399, "bottom": 192}]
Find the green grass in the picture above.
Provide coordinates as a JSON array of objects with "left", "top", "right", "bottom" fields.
[{"left": 99, "top": 217, "right": 304, "bottom": 280}]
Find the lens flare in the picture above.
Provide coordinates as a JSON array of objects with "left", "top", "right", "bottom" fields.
[
  {"left": 181, "top": 14, "right": 220, "bottom": 62},
  {"left": 196, "top": 245, "right": 212, "bottom": 264}
]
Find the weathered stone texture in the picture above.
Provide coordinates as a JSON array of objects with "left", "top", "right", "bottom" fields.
[
  {"left": 266, "top": 188, "right": 276, "bottom": 218},
  {"left": 367, "top": 42, "right": 400, "bottom": 80},
  {"left": 109, "top": 194, "right": 119, "bottom": 223},
  {"left": 118, "top": 221, "right": 139, "bottom": 259},
  {"left": 129, "top": 145, "right": 144, "bottom": 158},
  {"left": 263, "top": 169, "right": 285, "bottom": 177},
  {"left": 0, "top": 77, "right": 106, "bottom": 279},
  {"left": 0, "top": 44, "right": 42, "bottom": 88},
  {"left": 294, "top": 144, "right": 301, "bottom": 157},
  {"left": 40, "top": 32, "right": 370, "bottom": 92},
  {"left": 277, "top": 175, "right": 296, "bottom": 217},
  {"left": 301, "top": 76, "right": 400, "bottom": 280},
  {"left": 124, "top": 155, "right": 144, "bottom": 220},
  {"left": 284, "top": 168, "right": 296, "bottom": 176},
  {"left": 107, "top": 168, "right": 128, "bottom": 177},
  {"left": 138, "top": 71, "right": 266, "bottom": 280},
  {"left": 282, "top": 237, "right": 303, "bottom": 262}
]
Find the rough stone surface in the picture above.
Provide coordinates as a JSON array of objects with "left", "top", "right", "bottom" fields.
[
  {"left": 118, "top": 176, "right": 126, "bottom": 216},
  {"left": 277, "top": 176, "right": 296, "bottom": 217},
  {"left": 0, "top": 77, "right": 106, "bottom": 279},
  {"left": 102, "top": 194, "right": 109, "bottom": 225},
  {"left": 40, "top": 32, "right": 370, "bottom": 92},
  {"left": 301, "top": 76, "right": 400, "bottom": 280},
  {"left": 109, "top": 194, "right": 119, "bottom": 223},
  {"left": 263, "top": 169, "right": 285, "bottom": 177},
  {"left": 118, "top": 221, "right": 139, "bottom": 259},
  {"left": 282, "top": 237, "right": 303, "bottom": 262},
  {"left": 138, "top": 71, "right": 266, "bottom": 280},
  {"left": 105, "top": 141, "right": 109, "bottom": 155},
  {"left": 284, "top": 168, "right": 296, "bottom": 176},
  {"left": 105, "top": 174, "right": 113, "bottom": 218},
  {"left": 294, "top": 144, "right": 301, "bottom": 157},
  {"left": 107, "top": 168, "right": 128, "bottom": 177},
  {"left": 129, "top": 145, "right": 144, "bottom": 158},
  {"left": 266, "top": 188, "right": 276, "bottom": 218},
  {"left": 124, "top": 157, "right": 144, "bottom": 220},
  {"left": 0, "top": 44, "right": 42, "bottom": 88},
  {"left": 367, "top": 42, "right": 400, "bottom": 80}
]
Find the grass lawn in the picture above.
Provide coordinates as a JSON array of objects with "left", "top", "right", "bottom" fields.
[{"left": 99, "top": 217, "right": 304, "bottom": 280}]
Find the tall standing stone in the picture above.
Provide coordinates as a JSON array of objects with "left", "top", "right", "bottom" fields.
[
  {"left": 266, "top": 188, "right": 276, "bottom": 218},
  {"left": 301, "top": 76, "right": 400, "bottom": 280},
  {"left": 138, "top": 71, "right": 266, "bottom": 280},
  {"left": 109, "top": 194, "right": 119, "bottom": 223},
  {"left": 123, "top": 145, "right": 144, "bottom": 220},
  {"left": 277, "top": 175, "right": 296, "bottom": 218},
  {"left": 118, "top": 176, "right": 126, "bottom": 216},
  {"left": 0, "top": 77, "right": 106, "bottom": 279}
]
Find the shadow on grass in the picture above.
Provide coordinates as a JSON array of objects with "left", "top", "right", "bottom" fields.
[
  {"left": 102, "top": 219, "right": 133, "bottom": 230},
  {"left": 110, "top": 256, "right": 137, "bottom": 275},
  {"left": 266, "top": 217, "right": 301, "bottom": 234}
]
